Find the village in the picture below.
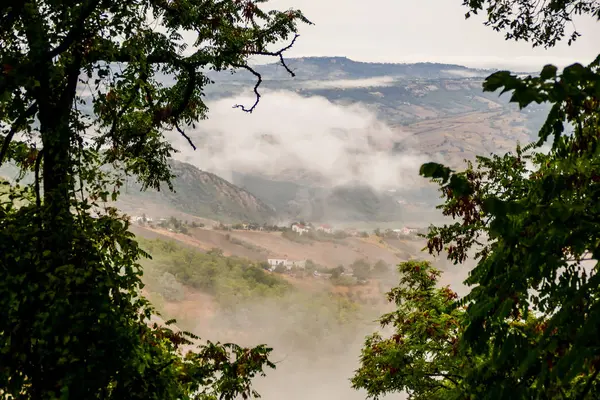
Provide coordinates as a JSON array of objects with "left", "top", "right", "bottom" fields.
[{"left": 129, "top": 214, "right": 423, "bottom": 281}]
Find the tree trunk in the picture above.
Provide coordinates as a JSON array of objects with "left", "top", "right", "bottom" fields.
[{"left": 41, "top": 115, "right": 73, "bottom": 236}]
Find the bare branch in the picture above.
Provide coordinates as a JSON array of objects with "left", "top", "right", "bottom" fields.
[
  {"left": 0, "top": 102, "right": 38, "bottom": 165},
  {"left": 232, "top": 64, "right": 262, "bottom": 113},
  {"left": 175, "top": 122, "right": 196, "bottom": 150},
  {"left": 252, "top": 34, "right": 300, "bottom": 77},
  {"left": 232, "top": 34, "right": 300, "bottom": 113}
]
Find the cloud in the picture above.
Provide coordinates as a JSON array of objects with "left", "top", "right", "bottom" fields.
[
  {"left": 173, "top": 90, "right": 432, "bottom": 192},
  {"left": 295, "top": 76, "right": 397, "bottom": 89}
]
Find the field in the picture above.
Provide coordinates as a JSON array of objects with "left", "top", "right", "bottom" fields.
[
  {"left": 397, "top": 109, "right": 532, "bottom": 169},
  {"left": 133, "top": 223, "right": 412, "bottom": 269}
]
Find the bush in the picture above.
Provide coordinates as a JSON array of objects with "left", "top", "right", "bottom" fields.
[
  {"left": 156, "top": 272, "right": 186, "bottom": 302},
  {"left": 331, "top": 274, "right": 357, "bottom": 287},
  {"left": 140, "top": 238, "right": 291, "bottom": 304}
]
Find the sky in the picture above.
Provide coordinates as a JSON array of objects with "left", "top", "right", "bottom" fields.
[{"left": 245, "top": 0, "right": 600, "bottom": 71}]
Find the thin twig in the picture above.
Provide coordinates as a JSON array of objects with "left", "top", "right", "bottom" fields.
[
  {"left": 232, "top": 34, "right": 300, "bottom": 113},
  {"left": 175, "top": 122, "right": 196, "bottom": 150},
  {"left": 232, "top": 64, "right": 262, "bottom": 113},
  {"left": 253, "top": 34, "right": 300, "bottom": 77}
]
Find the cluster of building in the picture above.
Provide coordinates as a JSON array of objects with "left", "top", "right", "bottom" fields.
[
  {"left": 290, "top": 222, "right": 338, "bottom": 235},
  {"left": 131, "top": 215, "right": 154, "bottom": 224},
  {"left": 393, "top": 227, "right": 419, "bottom": 236}
]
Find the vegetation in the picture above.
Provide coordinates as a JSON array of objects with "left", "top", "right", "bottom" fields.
[
  {"left": 0, "top": 0, "right": 309, "bottom": 398},
  {"left": 123, "top": 160, "right": 277, "bottom": 223},
  {"left": 281, "top": 228, "right": 348, "bottom": 245},
  {"left": 156, "top": 216, "right": 192, "bottom": 235},
  {"left": 350, "top": 258, "right": 373, "bottom": 281},
  {"left": 352, "top": 261, "right": 468, "bottom": 400},
  {"left": 354, "top": 1, "right": 600, "bottom": 399},
  {"left": 224, "top": 233, "right": 268, "bottom": 253},
  {"left": 140, "top": 238, "right": 291, "bottom": 308}
]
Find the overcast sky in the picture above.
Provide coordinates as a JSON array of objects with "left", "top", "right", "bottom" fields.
[{"left": 248, "top": 0, "right": 600, "bottom": 71}]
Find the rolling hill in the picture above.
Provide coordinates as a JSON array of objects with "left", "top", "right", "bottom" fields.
[{"left": 118, "top": 159, "right": 277, "bottom": 223}]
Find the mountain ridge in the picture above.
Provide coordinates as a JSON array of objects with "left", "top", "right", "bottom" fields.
[
  {"left": 119, "top": 160, "right": 278, "bottom": 223},
  {"left": 205, "top": 56, "right": 495, "bottom": 82}
]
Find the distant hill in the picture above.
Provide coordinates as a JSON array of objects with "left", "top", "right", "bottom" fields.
[
  {"left": 230, "top": 172, "right": 404, "bottom": 223},
  {"left": 201, "top": 56, "right": 516, "bottom": 126},
  {"left": 206, "top": 56, "right": 493, "bottom": 81},
  {"left": 119, "top": 160, "right": 277, "bottom": 223}
]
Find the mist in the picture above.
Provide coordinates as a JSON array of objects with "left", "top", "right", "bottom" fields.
[
  {"left": 172, "top": 90, "right": 434, "bottom": 193},
  {"left": 176, "top": 287, "right": 405, "bottom": 400}
]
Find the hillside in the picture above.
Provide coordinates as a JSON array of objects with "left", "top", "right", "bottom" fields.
[
  {"left": 118, "top": 159, "right": 277, "bottom": 223},
  {"left": 206, "top": 56, "right": 494, "bottom": 81},
  {"left": 230, "top": 172, "right": 405, "bottom": 223},
  {"left": 131, "top": 222, "right": 415, "bottom": 269}
]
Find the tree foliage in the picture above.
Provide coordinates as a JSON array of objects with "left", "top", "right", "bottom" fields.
[
  {"left": 351, "top": 258, "right": 372, "bottom": 280},
  {"left": 354, "top": 1, "right": 600, "bottom": 399},
  {"left": 419, "top": 56, "right": 600, "bottom": 398},
  {"left": 352, "top": 261, "right": 470, "bottom": 400},
  {"left": 0, "top": 0, "right": 309, "bottom": 398},
  {"left": 463, "top": 0, "right": 600, "bottom": 47}
]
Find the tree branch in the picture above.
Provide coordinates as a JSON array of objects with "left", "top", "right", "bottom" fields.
[
  {"left": 175, "top": 122, "right": 196, "bottom": 150},
  {"left": 232, "top": 34, "right": 300, "bottom": 113},
  {"left": 35, "top": 148, "right": 44, "bottom": 208},
  {"left": 48, "top": 0, "right": 103, "bottom": 59},
  {"left": 252, "top": 34, "right": 300, "bottom": 77},
  {"left": 231, "top": 64, "right": 262, "bottom": 113},
  {"left": 0, "top": 102, "right": 38, "bottom": 165}
]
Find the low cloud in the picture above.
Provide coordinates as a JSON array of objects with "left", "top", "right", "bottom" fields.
[
  {"left": 295, "top": 76, "right": 397, "bottom": 89},
  {"left": 173, "top": 90, "right": 433, "bottom": 192}
]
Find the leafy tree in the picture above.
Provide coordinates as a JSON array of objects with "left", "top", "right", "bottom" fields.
[
  {"left": 0, "top": 0, "right": 309, "bottom": 398},
  {"left": 352, "top": 261, "right": 470, "bottom": 400},
  {"left": 372, "top": 260, "right": 389, "bottom": 276},
  {"left": 274, "top": 263, "right": 288, "bottom": 274},
  {"left": 462, "top": 0, "right": 600, "bottom": 47},
  {"left": 351, "top": 258, "right": 372, "bottom": 280},
  {"left": 330, "top": 265, "right": 345, "bottom": 279},
  {"left": 353, "top": 2, "right": 600, "bottom": 399},
  {"left": 413, "top": 1, "right": 600, "bottom": 398}
]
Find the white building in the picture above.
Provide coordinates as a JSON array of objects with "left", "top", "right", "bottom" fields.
[
  {"left": 291, "top": 223, "right": 310, "bottom": 235},
  {"left": 267, "top": 258, "right": 306, "bottom": 271},
  {"left": 316, "top": 224, "right": 333, "bottom": 234},
  {"left": 394, "top": 227, "right": 419, "bottom": 236},
  {"left": 402, "top": 227, "right": 418, "bottom": 235},
  {"left": 267, "top": 258, "right": 288, "bottom": 268}
]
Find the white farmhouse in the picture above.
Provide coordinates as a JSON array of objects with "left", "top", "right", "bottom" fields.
[
  {"left": 291, "top": 223, "right": 310, "bottom": 235},
  {"left": 316, "top": 224, "right": 333, "bottom": 234},
  {"left": 267, "top": 258, "right": 306, "bottom": 271},
  {"left": 267, "top": 258, "right": 288, "bottom": 269}
]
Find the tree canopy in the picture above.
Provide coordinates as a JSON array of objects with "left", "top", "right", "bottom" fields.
[
  {"left": 463, "top": 0, "right": 600, "bottom": 47},
  {"left": 0, "top": 0, "right": 309, "bottom": 398},
  {"left": 353, "top": 1, "right": 600, "bottom": 399}
]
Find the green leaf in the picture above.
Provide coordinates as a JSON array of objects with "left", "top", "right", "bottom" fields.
[
  {"left": 419, "top": 162, "right": 452, "bottom": 183},
  {"left": 540, "top": 64, "right": 558, "bottom": 80}
]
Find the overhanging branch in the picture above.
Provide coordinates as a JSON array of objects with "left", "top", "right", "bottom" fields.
[
  {"left": 175, "top": 122, "right": 196, "bottom": 150},
  {"left": 252, "top": 34, "right": 299, "bottom": 77},
  {"left": 232, "top": 64, "right": 262, "bottom": 113},
  {"left": 0, "top": 102, "right": 38, "bottom": 165},
  {"left": 48, "top": 0, "right": 104, "bottom": 59},
  {"left": 232, "top": 34, "right": 300, "bottom": 113}
]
